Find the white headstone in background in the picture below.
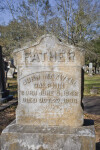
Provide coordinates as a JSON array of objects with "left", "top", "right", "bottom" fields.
[
  {"left": 89, "top": 63, "right": 93, "bottom": 68},
  {"left": 7, "top": 68, "right": 14, "bottom": 78},
  {"left": 89, "top": 63, "right": 93, "bottom": 76}
]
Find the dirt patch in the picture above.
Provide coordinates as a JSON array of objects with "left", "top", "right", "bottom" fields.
[{"left": 0, "top": 105, "right": 17, "bottom": 134}]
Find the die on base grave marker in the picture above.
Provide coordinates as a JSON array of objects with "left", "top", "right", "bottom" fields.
[
  {"left": 1, "top": 35, "right": 95, "bottom": 150},
  {"left": 0, "top": 46, "right": 13, "bottom": 103}
]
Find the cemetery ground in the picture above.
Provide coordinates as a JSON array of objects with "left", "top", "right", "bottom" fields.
[
  {"left": 84, "top": 74, "right": 100, "bottom": 96},
  {"left": 0, "top": 74, "right": 100, "bottom": 149}
]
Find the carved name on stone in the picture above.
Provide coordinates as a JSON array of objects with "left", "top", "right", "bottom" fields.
[{"left": 19, "top": 72, "right": 79, "bottom": 106}]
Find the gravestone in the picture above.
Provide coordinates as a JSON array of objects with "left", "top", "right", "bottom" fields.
[
  {"left": 0, "top": 46, "right": 12, "bottom": 103},
  {"left": 1, "top": 35, "right": 95, "bottom": 150},
  {"left": 7, "top": 68, "right": 15, "bottom": 78},
  {"left": 99, "top": 67, "right": 100, "bottom": 74},
  {"left": 92, "top": 67, "right": 95, "bottom": 74},
  {"left": 7, "top": 61, "right": 14, "bottom": 78},
  {"left": 89, "top": 63, "right": 93, "bottom": 76},
  {"left": 96, "top": 68, "right": 99, "bottom": 74},
  {"left": 83, "top": 65, "right": 87, "bottom": 72},
  {"left": 90, "top": 89, "right": 98, "bottom": 95}
]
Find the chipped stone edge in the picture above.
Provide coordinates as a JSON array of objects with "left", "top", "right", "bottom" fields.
[{"left": 2, "top": 120, "right": 95, "bottom": 138}]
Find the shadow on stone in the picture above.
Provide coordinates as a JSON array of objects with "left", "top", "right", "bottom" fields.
[
  {"left": 96, "top": 142, "right": 100, "bottom": 150},
  {"left": 83, "top": 119, "right": 94, "bottom": 126}
]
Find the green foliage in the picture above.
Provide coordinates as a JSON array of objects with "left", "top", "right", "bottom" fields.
[
  {"left": 7, "top": 75, "right": 18, "bottom": 98},
  {"left": 0, "top": 19, "right": 45, "bottom": 58},
  {"left": 85, "top": 37, "right": 100, "bottom": 66},
  {"left": 0, "top": 0, "right": 99, "bottom": 62},
  {"left": 92, "top": 38, "right": 100, "bottom": 54}
]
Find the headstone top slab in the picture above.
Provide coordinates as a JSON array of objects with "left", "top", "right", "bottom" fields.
[
  {"left": 13, "top": 34, "right": 85, "bottom": 67},
  {"left": 13, "top": 34, "right": 85, "bottom": 127}
]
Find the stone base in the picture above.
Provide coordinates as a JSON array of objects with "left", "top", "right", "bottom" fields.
[
  {"left": 1, "top": 120, "right": 95, "bottom": 150},
  {"left": 0, "top": 90, "right": 9, "bottom": 98}
]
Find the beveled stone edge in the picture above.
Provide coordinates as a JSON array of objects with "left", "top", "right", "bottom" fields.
[
  {"left": 13, "top": 34, "right": 85, "bottom": 54},
  {"left": 2, "top": 120, "right": 95, "bottom": 138}
]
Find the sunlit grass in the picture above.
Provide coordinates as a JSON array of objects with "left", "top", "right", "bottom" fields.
[
  {"left": 7, "top": 74, "right": 18, "bottom": 98},
  {"left": 84, "top": 74, "right": 100, "bottom": 96}
]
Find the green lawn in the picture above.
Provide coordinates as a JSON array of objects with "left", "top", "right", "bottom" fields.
[
  {"left": 84, "top": 74, "right": 100, "bottom": 96},
  {"left": 7, "top": 74, "right": 100, "bottom": 97},
  {"left": 7, "top": 75, "right": 18, "bottom": 98}
]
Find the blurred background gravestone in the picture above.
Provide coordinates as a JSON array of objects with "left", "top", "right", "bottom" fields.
[
  {"left": 7, "top": 61, "right": 16, "bottom": 78},
  {"left": 89, "top": 63, "right": 93, "bottom": 76},
  {"left": 0, "top": 46, "right": 13, "bottom": 103}
]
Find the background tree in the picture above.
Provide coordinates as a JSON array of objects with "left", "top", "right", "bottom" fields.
[
  {"left": 41, "top": 0, "right": 53, "bottom": 33},
  {"left": 56, "top": 0, "right": 73, "bottom": 42},
  {"left": 0, "top": 0, "right": 99, "bottom": 65},
  {"left": 27, "top": 0, "right": 42, "bottom": 29},
  {"left": 56, "top": 0, "right": 100, "bottom": 44}
]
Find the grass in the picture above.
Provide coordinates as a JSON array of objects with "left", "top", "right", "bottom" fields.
[
  {"left": 84, "top": 74, "right": 100, "bottom": 96},
  {"left": 7, "top": 74, "right": 18, "bottom": 98},
  {"left": 7, "top": 74, "right": 100, "bottom": 97}
]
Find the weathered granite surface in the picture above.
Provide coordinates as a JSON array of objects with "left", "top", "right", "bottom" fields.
[
  {"left": 13, "top": 34, "right": 85, "bottom": 127},
  {"left": 1, "top": 120, "right": 95, "bottom": 150}
]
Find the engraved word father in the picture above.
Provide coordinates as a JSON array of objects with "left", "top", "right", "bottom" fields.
[{"left": 25, "top": 50, "right": 75, "bottom": 62}]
